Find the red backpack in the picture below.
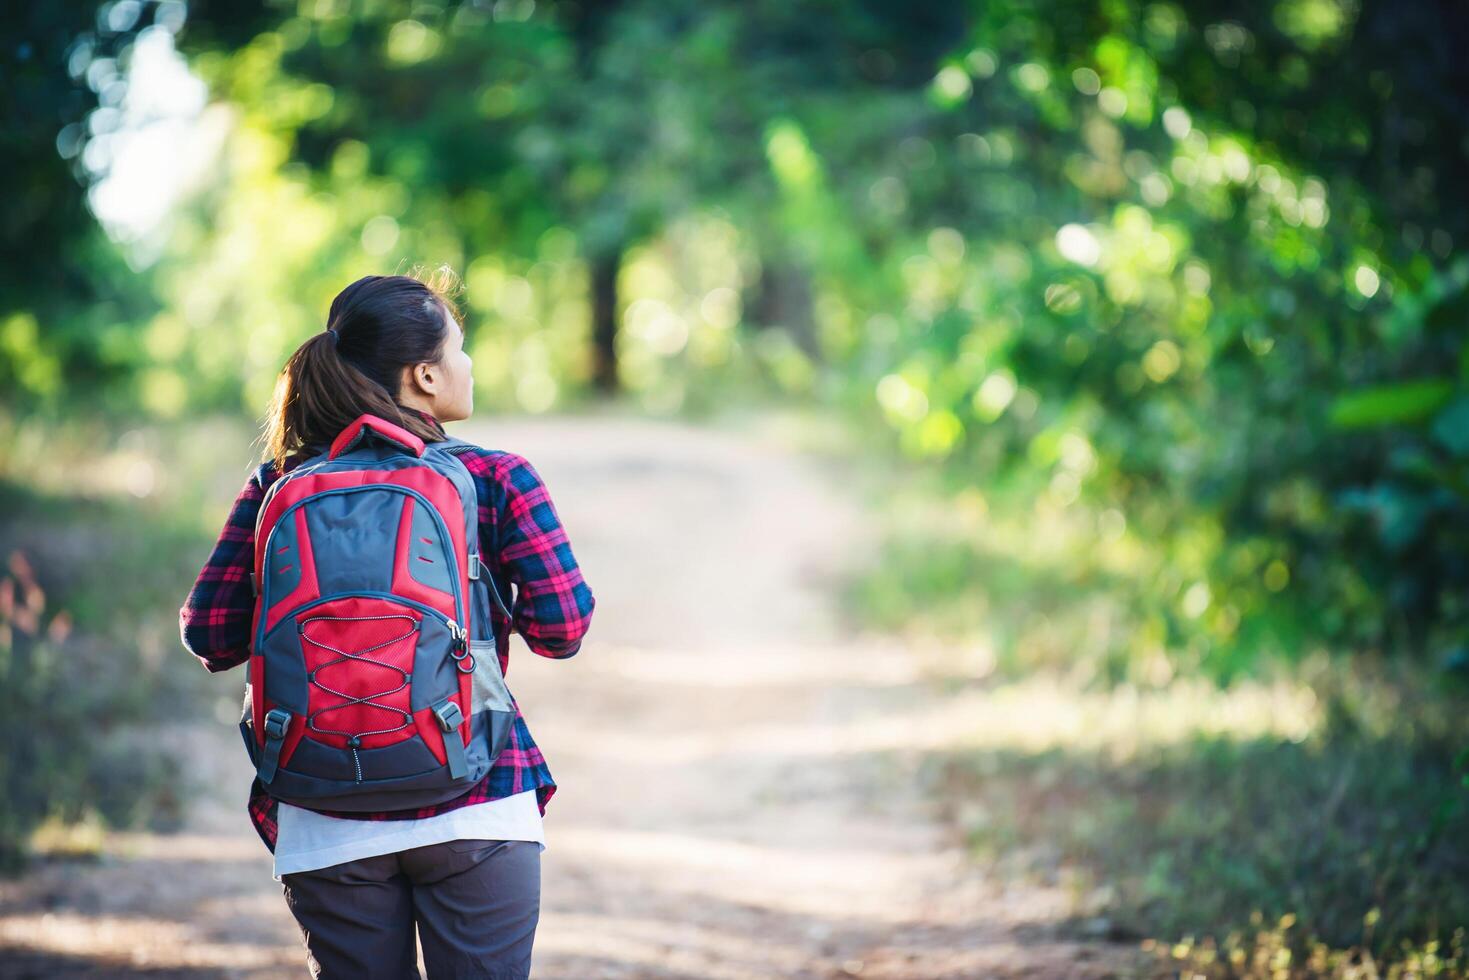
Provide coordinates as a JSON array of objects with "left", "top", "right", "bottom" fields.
[{"left": 242, "top": 413, "right": 514, "bottom": 811}]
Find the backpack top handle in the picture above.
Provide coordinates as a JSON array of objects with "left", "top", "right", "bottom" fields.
[{"left": 328, "top": 413, "right": 428, "bottom": 460}]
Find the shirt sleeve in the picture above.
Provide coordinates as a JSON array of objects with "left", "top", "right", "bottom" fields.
[
  {"left": 178, "top": 466, "right": 266, "bottom": 674},
  {"left": 478, "top": 451, "right": 596, "bottom": 659}
]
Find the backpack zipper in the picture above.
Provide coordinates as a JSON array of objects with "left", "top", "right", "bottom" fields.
[{"left": 265, "top": 590, "right": 464, "bottom": 643}]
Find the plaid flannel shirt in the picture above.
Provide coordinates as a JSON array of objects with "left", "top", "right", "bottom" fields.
[{"left": 178, "top": 406, "right": 595, "bottom": 853}]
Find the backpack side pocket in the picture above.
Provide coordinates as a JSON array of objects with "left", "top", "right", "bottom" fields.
[{"left": 469, "top": 640, "right": 515, "bottom": 765}]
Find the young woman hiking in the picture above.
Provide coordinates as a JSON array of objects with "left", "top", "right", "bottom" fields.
[{"left": 178, "top": 271, "right": 596, "bottom": 979}]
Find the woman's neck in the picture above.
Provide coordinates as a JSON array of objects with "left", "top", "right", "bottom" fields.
[{"left": 397, "top": 402, "right": 447, "bottom": 437}]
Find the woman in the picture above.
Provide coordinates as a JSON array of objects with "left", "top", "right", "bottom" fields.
[{"left": 178, "top": 271, "right": 596, "bottom": 978}]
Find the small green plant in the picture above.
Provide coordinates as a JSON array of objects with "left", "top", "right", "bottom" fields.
[{"left": 1150, "top": 911, "right": 1468, "bottom": 979}]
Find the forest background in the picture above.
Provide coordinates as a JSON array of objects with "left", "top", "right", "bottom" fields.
[{"left": 4, "top": 1, "right": 1468, "bottom": 974}]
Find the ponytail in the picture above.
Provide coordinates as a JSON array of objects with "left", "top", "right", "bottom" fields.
[{"left": 259, "top": 268, "right": 464, "bottom": 472}]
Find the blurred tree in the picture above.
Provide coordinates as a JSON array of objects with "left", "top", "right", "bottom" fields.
[
  {"left": 0, "top": 1, "right": 173, "bottom": 413},
  {"left": 13, "top": 0, "right": 1469, "bottom": 665},
  {"left": 830, "top": 0, "right": 1469, "bottom": 668},
  {"left": 169, "top": 0, "right": 969, "bottom": 392}
]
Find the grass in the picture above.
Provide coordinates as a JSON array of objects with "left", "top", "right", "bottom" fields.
[
  {"left": 931, "top": 694, "right": 1469, "bottom": 960},
  {"left": 842, "top": 445, "right": 1469, "bottom": 976}
]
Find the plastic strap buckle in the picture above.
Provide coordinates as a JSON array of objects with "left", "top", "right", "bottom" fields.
[
  {"left": 258, "top": 707, "right": 292, "bottom": 783},
  {"left": 431, "top": 699, "right": 468, "bottom": 779}
]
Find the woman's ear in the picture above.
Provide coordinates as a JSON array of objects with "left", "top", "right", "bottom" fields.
[{"left": 404, "top": 360, "right": 437, "bottom": 396}]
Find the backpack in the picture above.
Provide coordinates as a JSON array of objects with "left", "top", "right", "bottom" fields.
[{"left": 239, "top": 412, "right": 517, "bottom": 812}]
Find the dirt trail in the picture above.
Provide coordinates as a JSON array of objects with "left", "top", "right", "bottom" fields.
[{"left": 0, "top": 411, "right": 1148, "bottom": 978}]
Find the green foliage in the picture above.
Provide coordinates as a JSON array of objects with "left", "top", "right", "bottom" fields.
[
  {"left": 848, "top": 464, "right": 1316, "bottom": 686},
  {"left": 795, "top": 0, "right": 1469, "bottom": 667},
  {"left": 1329, "top": 380, "right": 1455, "bottom": 429},
  {"left": 0, "top": 0, "right": 1425, "bottom": 661},
  {"left": 14, "top": 0, "right": 1469, "bottom": 661},
  {"left": 1, "top": 2, "right": 169, "bottom": 416}
]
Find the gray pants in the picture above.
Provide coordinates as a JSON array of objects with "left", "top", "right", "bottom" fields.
[{"left": 280, "top": 838, "right": 541, "bottom": 979}]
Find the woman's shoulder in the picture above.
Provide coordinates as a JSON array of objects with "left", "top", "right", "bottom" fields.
[
  {"left": 436, "top": 442, "right": 540, "bottom": 486},
  {"left": 251, "top": 446, "right": 319, "bottom": 489},
  {"left": 254, "top": 453, "right": 302, "bottom": 484}
]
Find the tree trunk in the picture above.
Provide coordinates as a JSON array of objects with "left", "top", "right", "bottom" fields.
[
  {"left": 590, "top": 247, "right": 621, "bottom": 393},
  {"left": 748, "top": 251, "right": 820, "bottom": 361}
]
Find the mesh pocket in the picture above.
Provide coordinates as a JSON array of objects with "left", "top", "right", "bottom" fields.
[
  {"left": 468, "top": 640, "right": 513, "bottom": 713},
  {"left": 301, "top": 607, "right": 421, "bottom": 747}
]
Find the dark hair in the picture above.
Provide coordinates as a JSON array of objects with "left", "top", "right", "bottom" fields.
[{"left": 259, "top": 266, "right": 465, "bottom": 472}]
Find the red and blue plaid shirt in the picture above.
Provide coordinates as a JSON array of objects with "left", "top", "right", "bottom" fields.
[{"left": 177, "top": 406, "right": 595, "bottom": 853}]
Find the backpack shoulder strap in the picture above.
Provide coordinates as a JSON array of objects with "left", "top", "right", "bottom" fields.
[
  {"left": 433, "top": 439, "right": 515, "bottom": 622},
  {"left": 248, "top": 460, "right": 278, "bottom": 598}
]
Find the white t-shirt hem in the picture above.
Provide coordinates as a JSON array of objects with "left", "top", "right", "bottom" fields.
[{"left": 271, "top": 788, "right": 545, "bottom": 881}]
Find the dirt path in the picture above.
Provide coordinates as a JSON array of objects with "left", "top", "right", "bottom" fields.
[{"left": 0, "top": 410, "right": 1149, "bottom": 979}]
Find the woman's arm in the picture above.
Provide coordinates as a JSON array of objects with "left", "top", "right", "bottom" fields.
[
  {"left": 178, "top": 467, "right": 267, "bottom": 673},
  {"left": 474, "top": 450, "right": 596, "bottom": 659}
]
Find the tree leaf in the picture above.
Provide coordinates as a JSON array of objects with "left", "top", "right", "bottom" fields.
[
  {"left": 1328, "top": 380, "right": 1454, "bottom": 429},
  {"left": 1430, "top": 397, "right": 1469, "bottom": 456}
]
